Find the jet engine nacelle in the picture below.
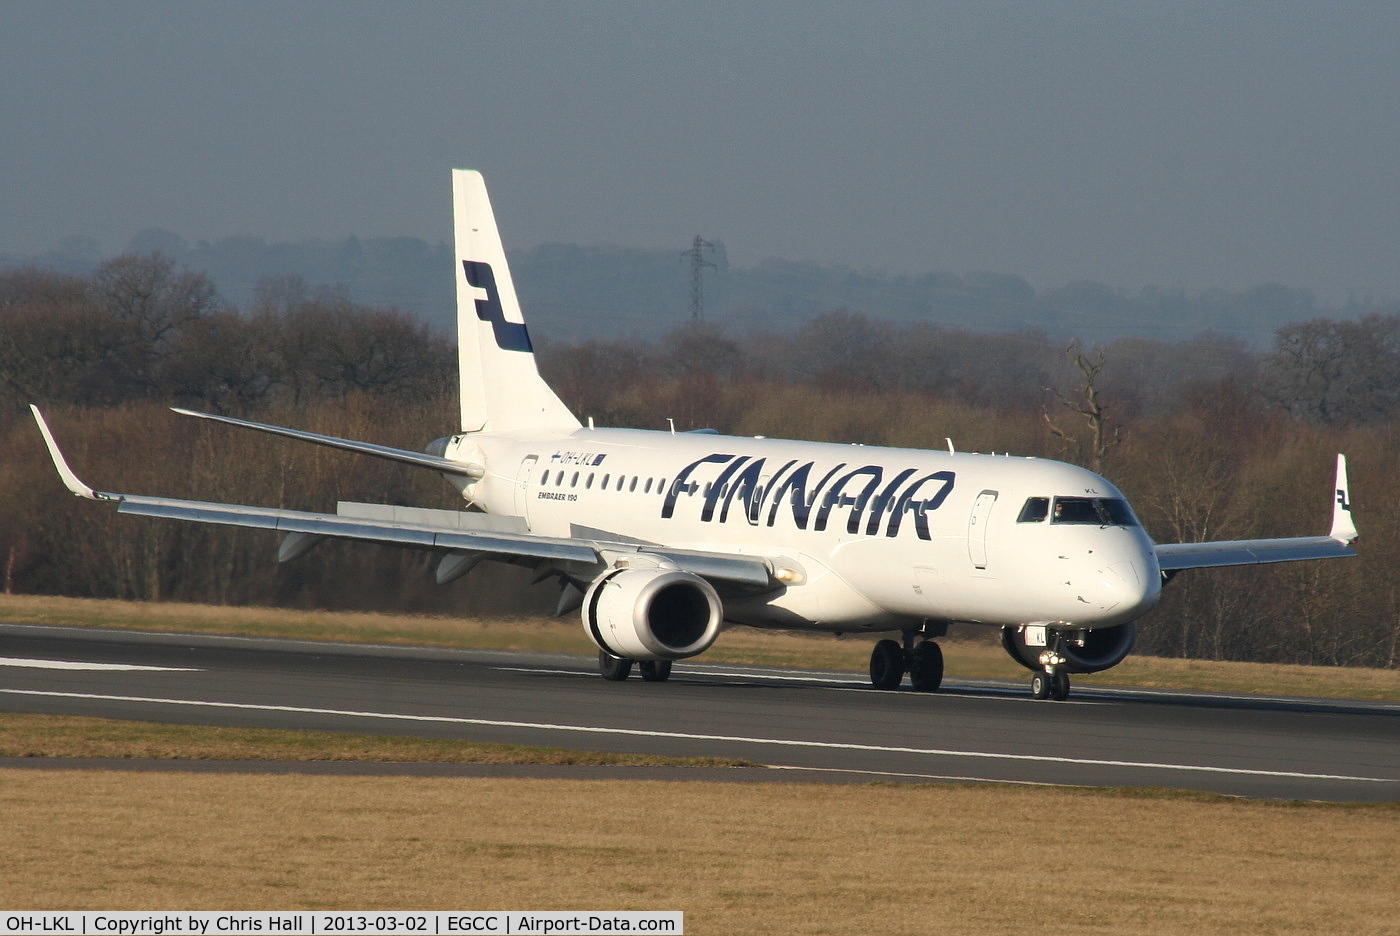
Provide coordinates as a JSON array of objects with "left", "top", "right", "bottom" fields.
[
  {"left": 1000, "top": 622, "right": 1138, "bottom": 675},
  {"left": 582, "top": 568, "right": 723, "bottom": 661}
]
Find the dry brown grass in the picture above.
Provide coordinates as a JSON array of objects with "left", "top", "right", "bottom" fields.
[
  {"left": 3, "top": 593, "right": 1397, "bottom": 700},
  {"left": 0, "top": 593, "right": 587, "bottom": 654},
  {"left": 0, "top": 713, "right": 749, "bottom": 766},
  {"left": 2, "top": 770, "right": 1397, "bottom": 934}
]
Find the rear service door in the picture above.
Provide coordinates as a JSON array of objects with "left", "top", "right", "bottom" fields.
[{"left": 515, "top": 455, "right": 538, "bottom": 523}]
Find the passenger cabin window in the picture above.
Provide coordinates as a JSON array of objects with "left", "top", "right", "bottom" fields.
[
  {"left": 1051, "top": 497, "right": 1139, "bottom": 526},
  {"left": 1017, "top": 497, "right": 1050, "bottom": 523}
]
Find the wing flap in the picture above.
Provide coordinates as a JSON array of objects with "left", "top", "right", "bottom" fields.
[{"left": 114, "top": 494, "right": 599, "bottom": 564}]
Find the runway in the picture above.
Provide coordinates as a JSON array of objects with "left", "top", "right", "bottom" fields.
[{"left": 1, "top": 622, "right": 1397, "bottom": 801}]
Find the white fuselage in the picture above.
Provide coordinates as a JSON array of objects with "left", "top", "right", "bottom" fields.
[{"left": 443, "top": 428, "right": 1162, "bottom": 635}]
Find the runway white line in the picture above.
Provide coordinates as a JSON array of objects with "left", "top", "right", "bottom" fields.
[
  {"left": 0, "top": 658, "right": 199, "bottom": 672},
  {"left": 500, "top": 663, "right": 1400, "bottom": 711},
  {"left": 495, "top": 665, "right": 868, "bottom": 686},
  {"left": 2, "top": 687, "right": 1393, "bottom": 785}
]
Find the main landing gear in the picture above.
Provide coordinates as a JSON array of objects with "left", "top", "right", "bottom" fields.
[
  {"left": 868, "top": 629, "right": 945, "bottom": 692},
  {"left": 598, "top": 651, "right": 672, "bottom": 683}
]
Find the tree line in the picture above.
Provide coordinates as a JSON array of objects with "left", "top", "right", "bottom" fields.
[
  {"left": 2, "top": 256, "right": 1398, "bottom": 668},
  {"left": 15, "top": 230, "right": 1390, "bottom": 345}
]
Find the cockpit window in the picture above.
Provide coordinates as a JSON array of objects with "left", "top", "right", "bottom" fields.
[
  {"left": 1051, "top": 497, "right": 1139, "bottom": 526},
  {"left": 1017, "top": 497, "right": 1050, "bottom": 523}
]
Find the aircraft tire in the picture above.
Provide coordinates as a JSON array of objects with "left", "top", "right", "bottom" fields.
[
  {"left": 1051, "top": 671, "right": 1071, "bottom": 701},
  {"left": 869, "top": 639, "right": 905, "bottom": 690},
  {"left": 599, "top": 651, "right": 633, "bottom": 681},
  {"left": 1030, "top": 671, "right": 1052, "bottom": 700},
  {"left": 908, "top": 640, "right": 944, "bottom": 692},
  {"left": 639, "top": 660, "right": 673, "bottom": 682}
]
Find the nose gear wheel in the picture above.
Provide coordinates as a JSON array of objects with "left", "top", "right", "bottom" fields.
[{"left": 1031, "top": 668, "right": 1071, "bottom": 701}]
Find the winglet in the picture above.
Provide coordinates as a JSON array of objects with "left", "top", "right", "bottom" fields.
[
  {"left": 1330, "top": 453, "right": 1358, "bottom": 544},
  {"left": 29, "top": 405, "right": 107, "bottom": 501}
]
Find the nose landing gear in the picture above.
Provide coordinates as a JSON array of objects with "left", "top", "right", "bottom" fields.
[
  {"left": 1002, "top": 622, "right": 1137, "bottom": 701},
  {"left": 1030, "top": 668, "right": 1071, "bottom": 701},
  {"left": 1029, "top": 643, "right": 1072, "bottom": 700}
]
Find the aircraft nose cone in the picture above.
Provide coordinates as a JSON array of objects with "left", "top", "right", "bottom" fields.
[
  {"left": 1103, "top": 558, "right": 1160, "bottom": 619},
  {"left": 1061, "top": 542, "right": 1161, "bottom": 624}
]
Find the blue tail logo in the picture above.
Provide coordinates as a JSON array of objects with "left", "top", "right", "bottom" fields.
[{"left": 462, "top": 260, "right": 533, "bottom": 353}]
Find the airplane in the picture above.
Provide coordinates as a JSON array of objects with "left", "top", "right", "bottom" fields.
[{"left": 31, "top": 169, "right": 1359, "bottom": 701}]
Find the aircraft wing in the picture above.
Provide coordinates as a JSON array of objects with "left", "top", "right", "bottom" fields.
[
  {"left": 1155, "top": 534, "right": 1355, "bottom": 571},
  {"left": 31, "top": 406, "right": 776, "bottom": 592},
  {"left": 1153, "top": 454, "right": 1358, "bottom": 573}
]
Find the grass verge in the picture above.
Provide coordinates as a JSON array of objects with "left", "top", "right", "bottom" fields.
[
  {"left": 2, "top": 771, "right": 1398, "bottom": 933},
  {"left": 0, "top": 713, "right": 751, "bottom": 766}
]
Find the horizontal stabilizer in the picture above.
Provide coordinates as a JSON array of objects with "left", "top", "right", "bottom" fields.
[{"left": 172, "top": 408, "right": 484, "bottom": 479}]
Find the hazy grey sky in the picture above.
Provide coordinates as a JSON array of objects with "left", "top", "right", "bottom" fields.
[{"left": 3, "top": 1, "right": 1398, "bottom": 300}]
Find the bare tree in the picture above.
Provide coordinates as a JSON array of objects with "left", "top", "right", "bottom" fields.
[{"left": 1043, "top": 340, "right": 1121, "bottom": 472}]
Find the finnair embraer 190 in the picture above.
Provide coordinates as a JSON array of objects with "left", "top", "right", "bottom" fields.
[{"left": 33, "top": 170, "right": 1359, "bottom": 700}]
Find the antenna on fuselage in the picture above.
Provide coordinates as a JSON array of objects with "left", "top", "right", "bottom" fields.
[{"left": 946, "top": 438, "right": 955, "bottom": 454}]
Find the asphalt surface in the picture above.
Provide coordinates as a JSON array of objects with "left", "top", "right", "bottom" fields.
[{"left": 1, "top": 622, "right": 1397, "bottom": 801}]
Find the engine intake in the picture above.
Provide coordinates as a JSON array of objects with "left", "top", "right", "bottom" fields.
[
  {"left": 1000, "top": 622, "right": 1137, "bottom": 674},
  {"left": 582, "top": 568, "right": 723, "bottom": 661}
]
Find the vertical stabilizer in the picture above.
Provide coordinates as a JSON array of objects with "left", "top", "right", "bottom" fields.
[{"left": 453, "top": 169, "right": 580, "bottom": 434}]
